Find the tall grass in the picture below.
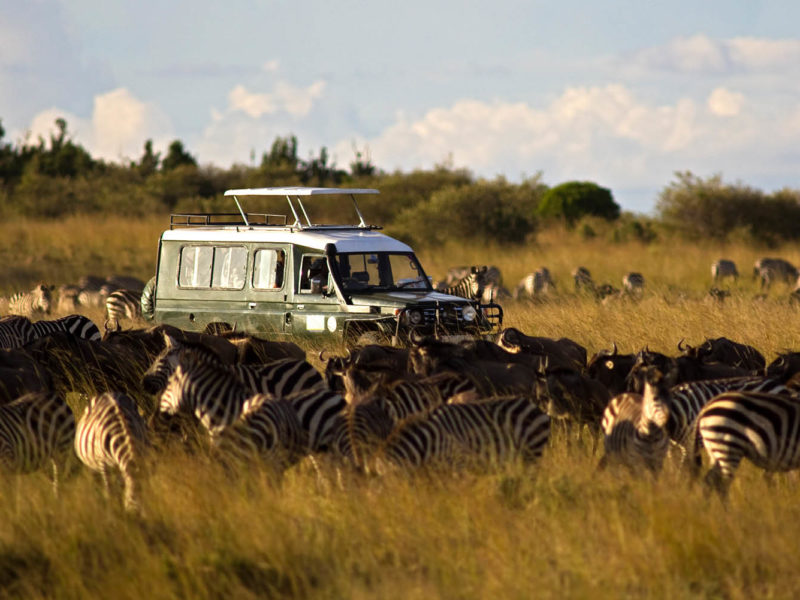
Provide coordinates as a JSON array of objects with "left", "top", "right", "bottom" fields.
[{"left": 2, "top": 216, "right": 800, "bottom": 598}]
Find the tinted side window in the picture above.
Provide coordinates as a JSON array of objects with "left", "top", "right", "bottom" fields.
[
  {"left": 179, "top": 245, "right": 246, "bottom": 289},
  {"left": 212, "top": 247, "right": 247, "bottom": 289},
  {"left": 179, "top": 246, "right": 213, "bottom": 287},
  {"left": 253, "top": 249, "right": 286, "bottom": 289}
]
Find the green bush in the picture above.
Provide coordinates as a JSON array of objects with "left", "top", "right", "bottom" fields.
[{"left": 537, "top": 181, "right": 620, "bottom": 226}]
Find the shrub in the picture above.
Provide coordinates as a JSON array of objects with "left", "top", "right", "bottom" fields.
[{"left": 537, "top": 181, "right": 620, "bottom": 226}]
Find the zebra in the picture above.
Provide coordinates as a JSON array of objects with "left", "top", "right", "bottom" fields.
[
  {"left": 105, "top": 288, "right": 143, "bottom": 329},
  {"left": 0, "top": 392, "right": 76, "bottom": 495},
  {"left": 328, "top": 397, "right": 396, "bottom": 469},
  {"left": 436, "top": 267, "right": 485, "bottom": 301},
  {"left": 622, "top": 272, "right": 645, "bottom": 296},
  {"left": 711, "top": 259, "right": 738, "bottom": 283},
  {"left": 75, "top": 392, "right": 149, "bottom": 511},
  {"left": 379, "top": 397, "right": 550, "bottom": 470},
  {"left": 143, "top": 333, "right": 325, "bottom": 399},
  {"left": 214, "top": 394, "right": 306, "bottom": 472},
  {"left": 379, "top": 374, "right": 477, "bottom": 423},
  {"left": 599, "top": 367, "right": 671, "bottom": 473},
  {"left": 30, "top": 314, "right": 102, "bottom": 342},
  {"left": 8, "top": 284, "right": 53, "bottom": 317},
  {"left": 285, "top": 387, "right": 348, "bottom": 453},
  {"left": 692, "top": 391, "right": 800, "bottom": 496},
  {"left": 662, "top": 376, "right": 792, "bottom": 448},
  {"left": 753, "top": 257, "right": 798, "bottom": 290},
  {"left": 0, "top": 315, "right": 35, "bottom": 348},
  {"left": 513, "top": 267, "right": 555, "bottom": 300}
]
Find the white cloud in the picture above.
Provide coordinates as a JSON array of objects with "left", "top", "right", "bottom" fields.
[
  {"left": 707, "top": 88, "right": 744, "bottom": 117},
  {"left": 227, "top": 80, "right": 326, "bottom": 118},
  {"left": 262, "top": 59, "right": 280, "bottom": 72},
  {"left": 628, "top": 34, "right": 800, "bottom": 75},
  {"left": 21, "top": 88, "right": 173, "bottom": 162}
]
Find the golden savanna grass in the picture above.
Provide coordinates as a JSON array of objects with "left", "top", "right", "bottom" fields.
[{"left": 1, "top": 215, "right": 800, "bottom": 598}]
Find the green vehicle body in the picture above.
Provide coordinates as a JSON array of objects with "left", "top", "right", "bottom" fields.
[{"left": 144, "top": 187, "right": 502, "bottom": 344}]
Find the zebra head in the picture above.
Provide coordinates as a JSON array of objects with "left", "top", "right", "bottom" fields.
[
  {"left": 641, "top": 367, "right": 670, "bottom": 430},
  {"left": 143, "top": 333, "right": 218, "bottom": 395}
]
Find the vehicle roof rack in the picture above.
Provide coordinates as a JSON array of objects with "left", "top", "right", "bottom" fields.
[{"left": 223, "top": 187, "right": 379, "bottom": 229}]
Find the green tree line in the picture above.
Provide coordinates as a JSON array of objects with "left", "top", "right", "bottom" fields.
[{"left": 2, "top": 117, "right": 799, "bottom": 246}]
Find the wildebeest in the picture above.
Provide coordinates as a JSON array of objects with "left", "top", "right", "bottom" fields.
[
  {"left": 711, "top": 259, "right": 738, "bottom": 283},
  {"left": 622, "top": 273, "right": 645, "bottom": 296},
  {"left": 571, "top": 266, "right": 594, "bottom": 292},
  {"left": 496, "top": 327, "right": 587, "bottom": 372}
]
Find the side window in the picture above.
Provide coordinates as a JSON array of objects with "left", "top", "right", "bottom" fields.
[
  {"left": 179, "top": 245, "right": 246, "bottom": 289},
  {"left": 212, "top": 247, "right": 247, "bottom": 289},
  {"left": 179, "top": 246, "right": 213, "bottom": 287},
  {"left": 253, "top": 249, "right": 286, "bottom": 290},
  {"left": 298, "top": 254, "right": 328, "bottom": 294}
]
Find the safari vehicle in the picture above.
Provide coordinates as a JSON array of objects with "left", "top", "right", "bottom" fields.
[{"left": 143, "top": 187, "right": 502, "bottom": 345}]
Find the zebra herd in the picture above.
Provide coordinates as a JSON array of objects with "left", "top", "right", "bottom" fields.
[
  {"left": 434, "top": 256, "right": 800, "bottom": 306},
  {"left": 3, "top": 311, "right": 800, "bottom": 509}
]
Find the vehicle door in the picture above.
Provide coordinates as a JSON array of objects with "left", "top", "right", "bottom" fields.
[
  {"left": 244, "top": 246, "right": 291, "bottom": 335},
  {"left": 293, "top": 252, "right": 342, "bottom": 336}
]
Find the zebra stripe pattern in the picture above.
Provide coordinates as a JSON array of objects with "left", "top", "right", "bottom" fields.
[
  {"left": 381, "top": 397, "right": 550, "bottom": 469},
  {"left": 0, "top": 315, "right": 35, "bottom": 348},
  {"left": 105, "top": 288, "right": 143, "bottom": 328},
  {"left": 438, "top": 269, "right": 483, "bottom": 301},
  {"left": 214, "top": 394, "right": 306, "bottom": 470},
  {"left": 143, "top": 334, "right": 324, "bottom": 398},
  {"left": 328, "top": 397, "right": 395, "bottom": 468},
  {"left": 30, "top": 315, "right": 102, "bottom": 342},
  {"left": 285, "top": 387, "right": 348, "bottom": 453},
  {"left": 379, "top": 374, "right": 477, "bottom": 423},
  {"left": 0, "top": 392, "right": 76, "bottom": 494},
  {"left": 664, "top": 376, "right": 791, "bottom": 445},
  {"left": 600, "top": 368, "right": 670, "bottom": 472},
  {"left": 75, "top": 392, "right": 149, "bottom": 511},
  {"left": 8, "top": 284, "right": 53, "bottom": 317},
  {"left": 693, "top": 391, "right": 800, "bottom": 494}
]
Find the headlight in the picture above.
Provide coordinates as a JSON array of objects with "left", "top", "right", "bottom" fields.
[
  {"left": 407, "top": 309, "right": 423, "bottom": 325},
  {"left": 461, "top": 305, "right": 477, "bottom": 322}
]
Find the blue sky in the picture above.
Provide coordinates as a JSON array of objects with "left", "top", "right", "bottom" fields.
[{"left": 3, "top": 0, "right": 800, "bottom": 213}]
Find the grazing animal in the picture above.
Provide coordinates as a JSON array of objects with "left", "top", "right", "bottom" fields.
[
  {"left": 75, "top": 392, "right": 149, "bottom": 511},
  {"left": 754, "top": 257, "right": 798, "bottom": 290},
  {"left": 8, "top": 284, "right": 53, "bottom": 317},
  {"left": 0, "top": 316, "right": 35, "bottom": 349},
  {"left": 514, "top": 267, "right": 555, "bottom": 299},
  {"left": 622, "top": 273, "right": 645, "bottom": 296},
  {"left": 436, "top": 267, "right": 485, "bottom": 301},
  {"left": 711, "top": 259, "right": 738, "bottom": 283},
  {"left": 571, "top": 266, "right": 594, "bottom": 291},
  {"left": 599, "top": 368, "right": 671, "bottom": 473},
  {"left": 30, "top": 315, "right": 102, "bottom": 342},
  {"left": 328, "top": 398, "right": 396, "bottom": 469},
  {"left": 693, "top": 391, "right": 800, "bottom": 496},
  {"left": 105, "top": 289, "right": 143, "bottom": 329},
  {"left": 380, "top": 397, "right": 551, "bottom": 469},
  {"left": 0, "top": 392, "right": 76, "bottom": 495}
]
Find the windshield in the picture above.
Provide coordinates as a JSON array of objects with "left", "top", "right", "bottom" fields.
[{"left": 333, "top": 252, "right": 432, "bottom": 293}]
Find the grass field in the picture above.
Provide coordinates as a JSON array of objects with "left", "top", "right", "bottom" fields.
[{"left": 1, "top": 215, "right": 800, "bottom": 599}]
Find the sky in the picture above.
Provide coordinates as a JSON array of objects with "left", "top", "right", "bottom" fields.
[{"left": 2, "top": 0, "right": 800, "bottom": 214}]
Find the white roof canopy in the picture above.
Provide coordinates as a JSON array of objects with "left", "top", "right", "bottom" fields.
[{"left": 224, "top": 187, "right": 379, "bottom": 197}]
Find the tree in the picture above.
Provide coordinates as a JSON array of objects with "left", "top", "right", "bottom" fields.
[
  {"left": 537, "top": 181, "right": 620, "bottom": 226},
  {"left": 137, "top": 139, "right": 160, "bottom": 177},
  {"left": 161, "top": 140, "right": 197, "bottom": 171}
]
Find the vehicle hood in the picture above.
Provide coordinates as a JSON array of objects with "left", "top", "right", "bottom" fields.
[{"left": 349, "top": 290, "right": 472, "bottom": 307}]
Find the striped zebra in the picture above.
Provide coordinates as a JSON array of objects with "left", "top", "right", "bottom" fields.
[
  {"left": 753, "top": 257, "right": 798, "bottom": 290},
  {"left": 75, "top": 392, "right": 149, "bottom": 511},
  {"left": 8, "top": 284, "right": 53, "bottom": 317},
  {"left": 143, "top": 333, "right": 324, "bottom": 399},
  {"left": 513, "top": 267, "right": 556, "bottom": 300},
  {"left": 711, "top": 259, "right": 738, "bottom": 283},
  {"left": 0, "top": 315, "right": 35, "bottom": 348},
  {"left": 436, "top": 267, "right": 485, "bottom": 301},
  {"left": 599, "top": 367, "right": 671, "bottom": 473},
  {"left": 379, "top": 397, "right": 550, "bottom": 470},
  {"left": 379, "top": 374, "right": 477, "bottom": 422},
  {"left": 214, "top": 394, "right": 306, "bottom": 471},
  {"left": 105, "top": 289, "right": 143, "bottom": 329},
  {"left": 692, "top": 391, "right": 800, "bottom": 495},
  {"left": 663, "top": 376, "right": 792, "bottom": 448},
  {"left": 571, "top": 266, "right": 594, "bottom": 292},
  {"left": 328, "top": 397, "right": 396, "bottom": 469},
  {"left": 285, "top": 387, "right": 348, "bottom": 453},
  {"left": 0, "top": 392, "right": 76, "bottom": 495},
  {"left": 30, "top": 314, "right": 102, "bottom": 342}
]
